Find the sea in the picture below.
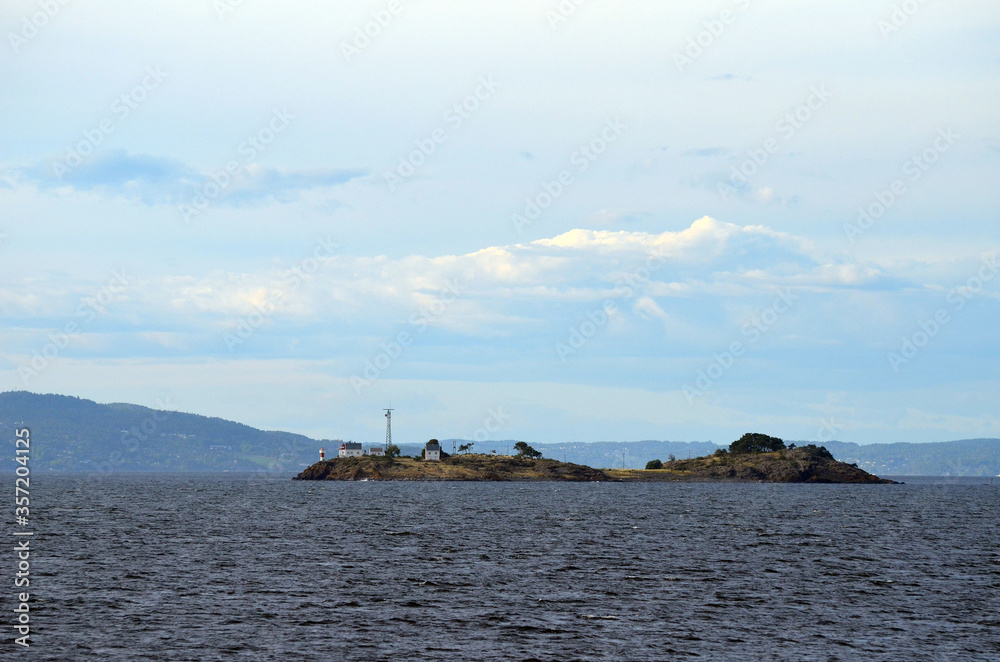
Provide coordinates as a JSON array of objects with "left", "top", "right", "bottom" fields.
[{"left": 13, "top": 473, "right": 1000, "bottom": 661}]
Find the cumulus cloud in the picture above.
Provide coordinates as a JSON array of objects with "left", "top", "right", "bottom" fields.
[{"left": 5, "top": 216, "right": 994, "bottom": 369}]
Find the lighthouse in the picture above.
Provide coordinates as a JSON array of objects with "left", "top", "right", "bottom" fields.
[{"left": 319, "top": 447, "right": 325, "bottom": 462}]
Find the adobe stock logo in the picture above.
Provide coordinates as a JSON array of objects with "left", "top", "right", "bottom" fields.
[
  {"left": 555, "top": 300, "right": 618, "bottom": 362},
  {"left": 19, "top": 270, "right": 130, "bottom": 385},
  {"left": 718, "top": 85, "right": 833, "bottom": 200},
  {"left": 178, "top": 108, "right": 294, "bottom": 223},
  {"left": 845, "top": 127, "right": 958, "bottom": 243},
  {"left": 7, "top": 0, "right": 71, "bottom": 54},
  {"left": 340, "top": 0, "right": 404, "bottom": 63},
  {"left": 223, "top": 236, "right": 339, "bottom": 352},
  {"left": 545, "top": 0, "right": 592, "bottom": 30},
  {"left": 383, "top": 76, "right": 500, "bottom": 192},
  {"left": 673, "top": 0, "right": 754, "bottom": 72},
  {"left": 51, "top": 66, "right": 168, "bottom": 179},
  {"left": 511, "top": 118, "right": 626, "bottom": 234},
  {"left": 351, "top": 279, "right": 462, "bottom": 393},
  {"left": 470, "top": 407, "right": 512, "bottom": 443},
  {"left": 888, "top": 254, "right": 998, "bottom": 372},
  {"left": 878, "top": 0, "right": 931, "bottom": 39},
  {"left": 683, "top": 288, "right": 798, "bottom": 402}
]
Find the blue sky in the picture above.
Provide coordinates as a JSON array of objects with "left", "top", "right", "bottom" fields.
[{"left": 2, "top": 1, "right": 998, "bottom": 446}]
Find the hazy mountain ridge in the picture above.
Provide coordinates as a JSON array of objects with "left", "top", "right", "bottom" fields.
[
  {"left": 0, "top": 391, "right": 319, "bottom": 472},
  {"left": 2, "top": 392, "right": 998, "bottom": 475},
  {"left": 818, "top": 439, "right": 1000, "bottom": 477}
]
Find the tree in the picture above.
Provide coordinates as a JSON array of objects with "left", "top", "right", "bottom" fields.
[
  {"left": 799, "top": 444, "right": 834, "bottom": 460},
  {"left": 729, "top": 432, "right": 786, "bottom": 455},
  {"left": 713, "top": 448, "right": 728, "bottom": 457},
  {"left": 514, "top": 441, "right": 542, "bottom": 459},
  {"left": 645, "top": 459, "right": 663, "bottom": 470},
  {"left": 458, "top": 442, "right": 474, "bottom": 454},
  {"left": 667, "top": 453, "right": 676, "bottom": 462},
  {"left": 385, "top": 444, "right": 401, "bottom": 458}
]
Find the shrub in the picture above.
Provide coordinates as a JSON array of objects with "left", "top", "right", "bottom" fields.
[
  {"left": 713, "top": 448, "right": 728, "bottom": 457},
  {"left": 645, "top": 459, "right": 663, "bottom": 470}
]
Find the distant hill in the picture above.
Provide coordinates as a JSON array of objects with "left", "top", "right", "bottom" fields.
[
  {"left": 0, "top": 391, "right": 324, "bottom": 472},
  {"left": 816, "top": 439, "right": 1000, "bottom": 477},
  {"left": 2, "top": 391, "right": 998, "bottom": 475}
]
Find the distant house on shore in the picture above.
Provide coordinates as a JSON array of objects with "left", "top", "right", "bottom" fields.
[
  {"left": 367, "top": 446, "right": 385, "bottom": 456},
  {"left": 339, "top": 441, "right": 363, "bottom": 458},
  {"left": 424, "top": 439, "right": 441, "bottom": 461}
]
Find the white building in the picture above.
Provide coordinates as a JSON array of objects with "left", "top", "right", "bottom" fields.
[
  {"left": 339, "top": 441, "right": 363, "bottom": 458},
  {"left": 367, "top": 446, "right": 385, "bottom": 456},
  {"left": 424, "top": 439, "right": 441, "bottom": 461}
]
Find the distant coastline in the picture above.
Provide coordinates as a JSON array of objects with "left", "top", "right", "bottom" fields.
[{"left": 3, "top": 392, "right": 994, "bottom": 475}]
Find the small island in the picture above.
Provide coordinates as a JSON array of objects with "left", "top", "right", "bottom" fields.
[{"left": 293, "top": 434, "right": 897, "bottom": 483}]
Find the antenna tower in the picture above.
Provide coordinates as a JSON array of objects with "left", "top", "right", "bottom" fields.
[{"left": 384, "top": 408, "right": 393, "bottom": 451}]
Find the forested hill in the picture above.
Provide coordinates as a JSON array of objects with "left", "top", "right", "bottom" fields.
[{"left": 0, "top": 391, "right": 322, "bottom": 472}]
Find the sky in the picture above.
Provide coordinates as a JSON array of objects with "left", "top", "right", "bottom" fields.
[{"left": 1, "top": 1, "right": 998, "bottom": 447}]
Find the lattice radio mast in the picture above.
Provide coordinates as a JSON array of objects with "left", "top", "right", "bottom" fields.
[{"left": 384, "top": 407, "right": 393, "bottom": 451}]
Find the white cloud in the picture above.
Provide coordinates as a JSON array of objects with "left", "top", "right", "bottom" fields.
[{"left": 2, "top": 217, "right": 983, "bottom": 357}]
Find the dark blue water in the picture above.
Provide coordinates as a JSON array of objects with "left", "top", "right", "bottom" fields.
[{"left": 13, "top": 474, "right": 1000, "bottom": 660}]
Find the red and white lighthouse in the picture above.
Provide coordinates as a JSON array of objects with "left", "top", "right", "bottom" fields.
[{"left": 319, "top": 447, "right": 325, "bottom": 462}]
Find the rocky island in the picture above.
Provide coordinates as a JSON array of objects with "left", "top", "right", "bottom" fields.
[
  {"left": 294, "top": 453, "right": 608, "bottom": 482},
  {"left": 614, "top": 445, "right": 897, "bottom": 483},
  {"left": 293, "top": 434, "right": 897, "bottom": 484}
]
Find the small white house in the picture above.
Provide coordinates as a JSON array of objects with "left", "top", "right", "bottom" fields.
[
  {"left": 424, "top": 439, "right": 441, "bottom": 462},
  {"left": 339, "top": 441, "right": 363, "bottom": 458},
  {"left": 367, "top": 446, "right": 385, "bottom": 456}
]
